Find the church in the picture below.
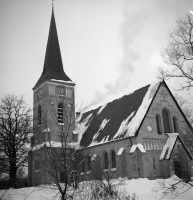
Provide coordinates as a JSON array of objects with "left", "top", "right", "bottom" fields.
[{"left": 28, "top": 7, "right": 193, "bottom": 186}]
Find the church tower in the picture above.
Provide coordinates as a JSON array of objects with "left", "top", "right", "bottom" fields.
[
  {"left": 29, "top": 6, "right": 75, "bottom": 186},
  {"left": 33, "top": 7, "right": 75, "bottom": 145}
]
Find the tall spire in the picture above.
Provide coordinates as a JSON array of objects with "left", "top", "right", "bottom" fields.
[{"left": 33, "top": 5, "right": 72, "bottom": 90}]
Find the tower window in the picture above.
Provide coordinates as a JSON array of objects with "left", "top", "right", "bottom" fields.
[
  {"left": 58, "top": 104, "right": 64, "bottom": 124},
  {"left": 156, "top": 114, "right": 162, "bottom": 134},
  {"left": 104, "top": 152, "right": 109, "bottom": 170},
  {"left": 111, "top": 150, "right": 116, "bottom": 168},
  {"left": 173, "top": 117, "right": 178, "bottom": 132},
  {"left": 162, "top": 109, "right": 171, "bottom": 133},
  {"left": 49, "top": 85, "right": 55, "bottom": 95},
  {"left": 66, "top": 88, "right": 72, "bottom": 98},
  {"left": 38, "top": 105, "right": 41, "bottom": 126}
]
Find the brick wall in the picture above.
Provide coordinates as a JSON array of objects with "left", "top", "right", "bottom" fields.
[{"left": 78, "top": 136, "right": 143, "bottom": 181}]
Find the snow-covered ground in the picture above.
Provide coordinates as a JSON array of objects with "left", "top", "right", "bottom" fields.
[{"left": 1, "top": 176, "right": 193, "bottom": 200}]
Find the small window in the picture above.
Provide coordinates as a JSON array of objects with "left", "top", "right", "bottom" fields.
[
  {"left": 153, "top": 159, "right": 156, "bottom": 169},
  {"left": 38, "top": 105, "right": 41, "bottom": 125},
  {"left": 49, "top": 85, "right": 55, "bottom": 95},
  {"left": 162, "top": 109, "right": 171, "bottom": 133},
  {"left": 111, "top": 150, "right": 116, "bottom": 168},
  {"left": 156, "top": 114, "right": 162, "bottom": 134},
  {"left": 144, "top": 142, "right": 147, "bottom": 150},
  {"left": 147, "top": 141, "right": 150, "bottom": 151},
  {"left": 104, "top": 152, "right": 109, "bottom": 170},
  {"left": 87, "top": 155, "right": 91, "bottom": 171},
  {"left": 150, "top": 141, "right": 153, "bottom": 150},
  {"left": 173, "top": 117, "right": 178, "bottom": 132},
  {"left": 66, "top": 88, "right": 73, "bottom": 98},
  {"left": 58, "top": 104, "right": 64, "bottom": 123}
]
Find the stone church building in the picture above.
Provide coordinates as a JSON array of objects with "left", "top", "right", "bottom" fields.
[{"left": 28, "top": 8, "right": 193, "bottom": 186}]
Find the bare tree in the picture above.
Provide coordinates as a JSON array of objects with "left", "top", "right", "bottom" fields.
[
  {"left": 158, "top": 14, "right": 193, "bottom": 91},
  {"left": 174, "top": 93, "right": 193, "bottom": 126},
  {"left": 0, "top": 94, "right": 32, "bottom": 188}
]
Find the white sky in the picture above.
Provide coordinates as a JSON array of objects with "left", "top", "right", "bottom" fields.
[{"left": 1, "top": 0, "right": 193, "bottom": 111}]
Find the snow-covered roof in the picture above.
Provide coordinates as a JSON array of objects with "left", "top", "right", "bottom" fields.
[
  {"left": 160, "top": 133, "right": 178, "bottom": 160},
  {"left": 160, "top": 133, "right": 193, "bottom": 160},
  {"left": 75, "top": 80, "right": 161, "bottom": 148},
  {"left": 32, "top": 141, "right": 66, "bottom": 151}
]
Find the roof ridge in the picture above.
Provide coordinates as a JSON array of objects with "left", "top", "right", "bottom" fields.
[{"left": 85, "top": 80, "right": 160, "bottom": 114}]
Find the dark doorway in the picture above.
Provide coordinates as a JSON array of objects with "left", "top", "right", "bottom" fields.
[{"left": 173, "top": 161, "right": 181, "bottom": 178}]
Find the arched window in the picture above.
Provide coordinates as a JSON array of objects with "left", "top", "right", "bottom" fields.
[
  {"left": 104, "top": 152, "right": 109, "bottom": 170},
  {"left": 153, "top": 159, "right": 156, "bottom": 169},
  {"left": 156, "top": 114, "right": 162, "bottom": 134},
  {"left": 87, "top": 155, "right": 91, "bottom": 171},
  {"left": 111, "top": 150, "right": 116, "bottom": 168},
  {"left": 58, "top": 103, "right": 64, "bottom": 123},
  {"left": 38, "top": 105, "right": 41, "bottom": 125},
  {"left": 173, "top": 117, "right": 178, "bottom": 132},
  {"left": 162, "top": 109, "right": 171, "bottom": 133}
]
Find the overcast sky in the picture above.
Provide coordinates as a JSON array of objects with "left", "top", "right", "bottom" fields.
[{"left": 1, "top": 0, "right": 193, "bottom": 111}]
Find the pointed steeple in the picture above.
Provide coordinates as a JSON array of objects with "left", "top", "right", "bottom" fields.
[{"left": 33, "top": 7, "right": 72, "bottom": 90}]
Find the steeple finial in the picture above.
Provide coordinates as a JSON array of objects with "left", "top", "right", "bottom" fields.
[{"left": 52, "top": 0, "right": 55, "bottom": 13}]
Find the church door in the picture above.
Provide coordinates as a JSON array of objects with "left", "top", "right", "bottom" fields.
[{"left": 173, "top": 161, "right": 181, "bottom": 178}]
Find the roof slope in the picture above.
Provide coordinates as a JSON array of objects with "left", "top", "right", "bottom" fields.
[
  {"left": 33, "top": 9, "right": 72, "bottom": 90},
  {"left": 77, "top": 80, "right": 160, "bottom": 147}
]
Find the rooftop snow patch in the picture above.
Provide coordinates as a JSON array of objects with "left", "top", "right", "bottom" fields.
[
  {"left": 51, "top": 79, "right": 75, "bottom": 84},
  {"left": 91, "top": 154, "right": 97, "bottom": 161},
  {"left": 43, "top": 128, "right": 50, "bottom": 133},
  {"left": 69, "top": 113, "right": 93, "bottom": 149},
  {"left": 117, "top": 147, "right": 125, "bottom": 156},
  {"left": 77, "top": 80, "right": 161, "bottom": 147},
  {"left": 130, "top": 143, "right": 146, "bottom": 153},
  {"left": 160, "top": 133, "right": 178, "bottom": 160},
  {"left": 113, "top": 111, "right": 135, "bottom": 139},
  {"left": 88, "top": 119, "right": 110, "bottom": 146}
]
